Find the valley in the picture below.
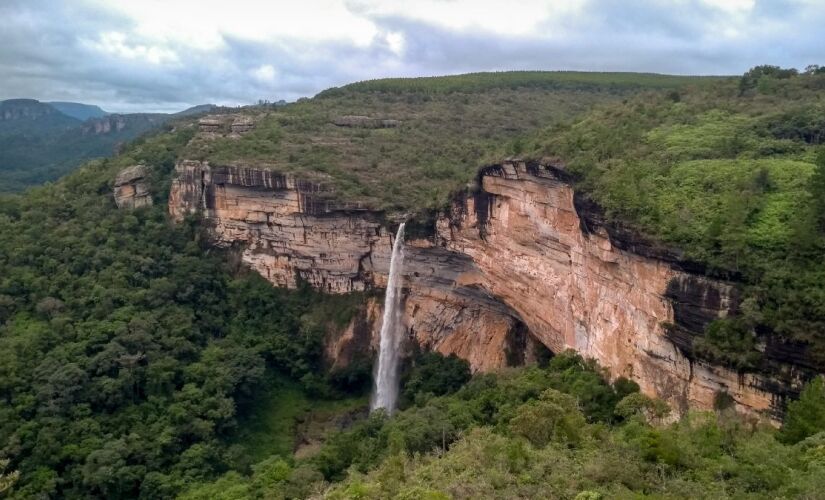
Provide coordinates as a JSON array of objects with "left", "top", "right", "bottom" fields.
[
  {"left": 0, "top": 99, "right": 215, "bottom": 192},
  {"left": 1, "top": 69, "right": 825, "bottom": 499}
]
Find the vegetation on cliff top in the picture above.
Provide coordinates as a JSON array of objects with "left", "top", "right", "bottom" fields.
[
  {"left": 523, "top": 66, "right": 825, "bottom": 369},
  {"left": 317, "top": 71, "right": 720, "bottom": 96},
  {"left": 183, "top": 71, "right": 718, "bottom": 211}
]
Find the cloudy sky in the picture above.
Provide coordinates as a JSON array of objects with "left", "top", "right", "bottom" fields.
[{"left": 1, "top": 0, "right": 823, "bottom": 113}]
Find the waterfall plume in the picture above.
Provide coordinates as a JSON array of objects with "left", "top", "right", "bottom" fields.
[{"left": 371, "top": 222, "right": 406, "bottom": 414}]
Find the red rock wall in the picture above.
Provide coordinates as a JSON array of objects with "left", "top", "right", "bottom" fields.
[
  {"left": 434, "top": 161, "right": 782, "bottom": 418},
  {"left": 169, "top": 159, "right": 795, "bottom": 421}
]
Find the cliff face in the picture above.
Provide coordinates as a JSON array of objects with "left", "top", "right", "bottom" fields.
[
  {"left": 114, "top": 165, "right": 153, "bottom": 209},
  {"left": 169, "top": 159, "right": 802, "bottom": 420},
  {"left": 81, "top": 114, "right": 167, "bottom": 136},
  {"left": 169, "top": 160, "right": 383, "bottom": 292},
  {"left": 0, "top": 99, "right": 65, "bottom": 121},
  {"left": 432, "top": 162, "right": 790, "bottom": 417}
]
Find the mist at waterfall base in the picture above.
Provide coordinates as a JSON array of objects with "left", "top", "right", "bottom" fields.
[{"left": 370, "top": 223, "right": 406, "bottom": 414}]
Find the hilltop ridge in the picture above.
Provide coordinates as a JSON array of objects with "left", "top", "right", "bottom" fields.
[{"left": 179, "top": 71, "right": 722, "bottom": 212}]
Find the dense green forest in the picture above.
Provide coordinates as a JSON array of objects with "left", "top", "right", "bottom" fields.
[
  {"left": 2, "top": 69, "right": 825, "bottom": 499},
  {"left": 176, "top": 353, "right": 825, "bottom": 499},
  {"left": 0, "top": 127, "right": 370, "bottom": 498}
]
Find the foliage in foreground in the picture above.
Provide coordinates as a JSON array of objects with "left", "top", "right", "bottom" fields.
[
  {"left": 178, "top": 351, "right": 643, "bottom": 498},
  {"left": 0, "top": 459, "right": 19, "bottom": 494},
  {"left": 180, "top": 354, "right": 825, "bottom": 500},
  {"left": 328, "top": 379, "right": 825, "bottom": 500}
]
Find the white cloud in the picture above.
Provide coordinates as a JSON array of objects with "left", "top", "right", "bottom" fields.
[
  {"left": 1, "top": 0, "right": 822, "bottom": 112},
  {"left": 85, "top": 31, "right": 179, "bottom": 64},
  {"left": 251, "top": 64, "right": 277, "bottom": 84},
  {"left": 85, "top": 0, "right": 381, "bottom": 49},
  {"left": 349, "top": 0, "right": 586, "bottom": 37},
  {"left": 386, "top": 31, "right": 405, "bottom": 55}
]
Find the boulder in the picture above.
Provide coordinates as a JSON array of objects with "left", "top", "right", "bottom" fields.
[
  {"left": 198, "top": 117, "right": 223, "bottom": 133},
  {"left": 114, "top": 165, "right": 152, "bottom": 209},
  {"left": 231, "top": 116, "right": 255, "bottom": 134}
]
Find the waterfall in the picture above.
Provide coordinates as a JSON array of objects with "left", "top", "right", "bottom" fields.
[{"left": 371, "top": 222, "right": 406, "bottom": 414}]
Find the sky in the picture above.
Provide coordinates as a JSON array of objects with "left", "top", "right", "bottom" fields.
[{"left": 1, "top": 0, "right": 823, "bottom": 113}]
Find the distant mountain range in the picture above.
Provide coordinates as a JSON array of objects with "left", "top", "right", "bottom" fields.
[
  {"left": 0, "top": 99, "right": 215, "bottom": 192},
  {"left": 47, "top": 101, "right": 108, "bottom": 121}
]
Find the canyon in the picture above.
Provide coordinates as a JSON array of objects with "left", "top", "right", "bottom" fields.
[{"left": 167, "top": 158, "right": 806, "bottom": 421}]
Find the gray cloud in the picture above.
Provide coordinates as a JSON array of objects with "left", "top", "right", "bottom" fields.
[{"left": 0, "top": 0, "right": 823, "bottom": 113}]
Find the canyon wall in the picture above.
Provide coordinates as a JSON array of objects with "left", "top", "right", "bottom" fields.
[{"left": 169, "top": 159, "right": 802, "bottom": 420}]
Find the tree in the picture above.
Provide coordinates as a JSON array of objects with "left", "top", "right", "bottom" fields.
[
  {"left": 509, "top": 389, "right": 586, "bottom": 448},
  {"left": 615, "top": 393, "right": 670, "bottom": 424},
  {"left": 739, "top": 65, "right": 799, "bottom": 94},
  {"left": 400, "top": 352, "right": 471, "bottom": 407},
  {"left": 0, "top": 459, "right": 20, "bottom": 494},
  {"left": 779, "top": 376, "right": 825, "bottom": 444},
  {"left": 809, "top": 150, "right": 825, "bottom": 233}
]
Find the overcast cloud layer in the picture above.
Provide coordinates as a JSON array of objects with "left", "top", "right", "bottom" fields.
[{"left": 1, "top": 0, "right": 823, "bottom": 113}]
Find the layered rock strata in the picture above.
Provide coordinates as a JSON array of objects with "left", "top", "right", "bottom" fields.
[
  {"left": 169, "top": 159, "right": 806, "bottom": 420},
  {"left": 114, "top": 165, "right": 153, "bottom": 209},
  {"left": 197, "top": 114, "right": 256, "bottom": 138},
  {"left": 332, "top": 115, "right": 402, "bottom": 128}
]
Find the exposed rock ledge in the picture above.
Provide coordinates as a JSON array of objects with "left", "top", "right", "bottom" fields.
[
  {"left": 169, "top": 159, "right": 808, "bottom": 421},
  {"left": 114, "top": 165, "right": 152, "bottom": 209}
]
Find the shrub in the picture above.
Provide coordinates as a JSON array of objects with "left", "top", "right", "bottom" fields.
[
  {"left": 779, "top": 376, "right": 825, "bottom": 444},
  {"left": 399, "top": 351, "right": 471, "bottom": 407},
  {"left": 509, "top": 389, "right": 586, "bottom": 447}
]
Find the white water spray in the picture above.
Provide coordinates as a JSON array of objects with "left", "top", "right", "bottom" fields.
[{"left": 371, "top": 222, "right": 406, "bottom": 414}]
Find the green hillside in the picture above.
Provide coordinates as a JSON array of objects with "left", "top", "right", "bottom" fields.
[
  {"left": 319, "top": 70, "right": 721, "bottom": 95},
  {"left": 185, "top": 71, "right": 722, "bottom": 211},
  {"left": 0, "top": 99, "right": 80, "bottom": 131}
]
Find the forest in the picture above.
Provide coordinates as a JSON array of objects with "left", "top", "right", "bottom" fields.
[
  {"left": 0, "top": 127, "right": 371, "bottom": 497},
  {"left": 1, "top": 67, "right": 825, "bottom": 498}
]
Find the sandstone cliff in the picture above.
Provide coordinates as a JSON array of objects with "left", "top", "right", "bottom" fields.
[
  {"left": 114, "top": 165, "right": 153, "bottom": 209},
  {"left": 169, "top": 159, "right": 806, "bottom": 420}
]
